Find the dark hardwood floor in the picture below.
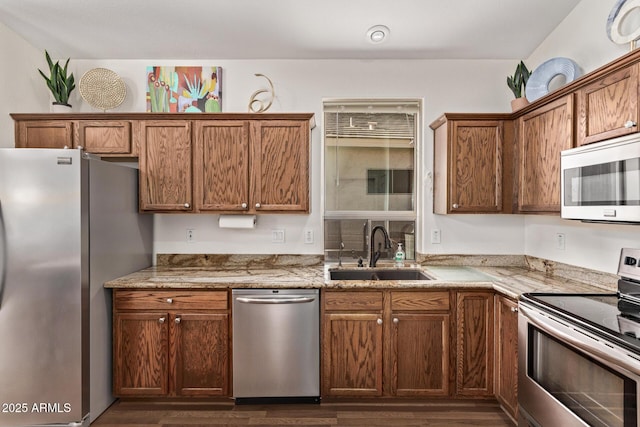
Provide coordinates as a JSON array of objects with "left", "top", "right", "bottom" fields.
[{"left": 91, "top": 399, "right": 514, "bottom": 426}]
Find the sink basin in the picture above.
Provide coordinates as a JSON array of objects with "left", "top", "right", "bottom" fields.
[{"left": 329, "top": 269, "right": 432, "bottom": 281}]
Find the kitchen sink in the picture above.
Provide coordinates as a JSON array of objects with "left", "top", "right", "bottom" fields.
[{"left": 329, "top": 269, "right": 432, "bottom": 281}]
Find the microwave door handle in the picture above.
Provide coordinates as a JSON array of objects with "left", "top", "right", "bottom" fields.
[
  {"left": 0, "top": 199, "right": 6, "bottom": 310},
  {"left": 520, "top": 305, "right": 640, "bottom": 374}
]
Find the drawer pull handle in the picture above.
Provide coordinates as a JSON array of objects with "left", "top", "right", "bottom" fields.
[
  {"left": 625, "top": 120, "right": 637, "bottom": 128},
  {"left": 166, "top": 298, "right": 173, "bottom": 304},
  {"left": 393, "top": 317, "right": 399, "bottom": 324},
  {"left": 175, "top": 317, "right": 181, "bottom": 324},
  {"left": 377, "top": 318, "right": 383, "bottom": 325},
  {"left": 158, "top": 317, "right": 166, "bottom": 324}
]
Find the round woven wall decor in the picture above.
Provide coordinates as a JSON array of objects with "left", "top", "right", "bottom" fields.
[{"left": 79, "top": 68, "right": 126, "bottom": 111}]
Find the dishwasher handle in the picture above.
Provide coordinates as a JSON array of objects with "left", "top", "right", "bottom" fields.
[{"left": 236, "top": 296, "right": 316, "bottom": 304}]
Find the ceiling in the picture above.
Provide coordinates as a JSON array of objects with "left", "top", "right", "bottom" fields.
[{"left": 0, "top": 0, "right": 582, "bottom": 60}]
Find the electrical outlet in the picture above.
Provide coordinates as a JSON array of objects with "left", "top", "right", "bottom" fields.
[
  {"left": 186, "top": 228, "right": 195, "bottom": 243},
  {"left": 272, "top": 229, "right": 285, "bottom": 243},
  {"left": 556, "top": 233, "right": 565, "bottom": 250},
  {"left": 304, "top": 228, "right": 314, "bottom": 244},
  {"left": 431, "top": 229, "right": 441, "bottom": 244}
]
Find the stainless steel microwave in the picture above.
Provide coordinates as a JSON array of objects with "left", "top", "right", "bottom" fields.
[{"left": 561, "top": 133, "right": 640, "bottom": 223}]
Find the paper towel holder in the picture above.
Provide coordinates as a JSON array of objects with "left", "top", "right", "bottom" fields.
[{"left": 218, "top": 214, "right": 257, "bottom": 229}]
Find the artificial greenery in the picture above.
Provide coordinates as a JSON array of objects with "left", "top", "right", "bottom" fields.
[
  {"left": 38, "top": 50, "right": 76, "bottom": 106},
  {"left": 507, "top": 61, "right": 530, "bottom": 99}
]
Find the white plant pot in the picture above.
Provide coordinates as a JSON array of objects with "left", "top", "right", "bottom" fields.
[{"left": 50, "top": 103, "right": 72, "bottom": 113}]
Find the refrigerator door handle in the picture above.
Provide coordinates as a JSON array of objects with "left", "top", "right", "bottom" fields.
[{"left": 0, "top": 199, "right": 5, "bottom": 309}]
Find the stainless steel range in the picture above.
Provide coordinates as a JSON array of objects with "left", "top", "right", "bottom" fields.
[{"left": 519, "top": 248, "right": 640, "bottom": 427}]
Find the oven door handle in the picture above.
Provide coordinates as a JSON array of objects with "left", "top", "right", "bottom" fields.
[{"left": 520, "top": 304, "right": 640, "bottom": 375}]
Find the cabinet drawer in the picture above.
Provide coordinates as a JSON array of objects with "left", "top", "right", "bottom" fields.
[
  {"left": 114, "top": 290, "right": 228, "bottom": 310},
  {"left": 323, "top": 291, "right": 383, "bottom": 311},
  {"left": 391, "top": 291, "right": 449, "bottom": 311}
]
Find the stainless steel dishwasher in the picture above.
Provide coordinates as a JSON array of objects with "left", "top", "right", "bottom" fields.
[{"left": 232, "top": 289, "right": 320, "bottom": 404}]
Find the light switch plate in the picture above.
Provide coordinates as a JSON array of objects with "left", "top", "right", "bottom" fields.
[
  {"left": 272, "top": 229, "right": 285, "bottom": 243},
  {"left": 431, "top": 229, "right": 441, "bottom": 244}
]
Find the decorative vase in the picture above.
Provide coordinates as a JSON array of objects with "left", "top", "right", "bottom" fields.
[
  {"left": 51, "top": 102, "right": 72, "bottom": 113},
  {"left": 510, "top": 97, "right": 529, "bottom": 112}
]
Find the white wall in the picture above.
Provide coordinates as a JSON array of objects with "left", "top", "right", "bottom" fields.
[
  {"left": 0, "top": 21, "right": 48, "bottom": 147},
  {"left": 524, "top": 0, "right": 640, "bottom": 273}
]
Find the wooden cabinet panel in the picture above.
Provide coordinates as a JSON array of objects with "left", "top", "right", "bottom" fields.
[
  {"left": 171, "top": 313, "right": 229, "bottom": 396},
  {"left": 518, "top": 95, "right": 574, "bottom": 213},
  {"left": 323, "top": 291, "right": 383, "bottom": 311},
  {"left": 432, "top": 116, "right": 507, "bottom": 214},
  {"left": 15, "top": 120, "right": 73, "bottom": 148},
  {"left": 113, "top": 289, "right": 230, "bottom": 398},
  {"left": 322, "top": 312, "right": 383, "bottom": 397},
  {"left": 578, "top": 63, "right": 639, "bottom": 146},
  {"left": 455, "top": 291, "right": 494, "bottom": 397},
  {"left": 495, "top": 295, "right": 519, "bottom": 420},
  {"left": 194, "top": 121, "right": 250, "bottom": 212},
  {"left": 250, "top": 120, "right": 310, "bottom": 212},
  {"left": 113, "top": 312, "right": 169, "bottom": 396},
  {"left": 391, "top": 313, "right": 450, "bottom": 396},
  {"left": 139, "top": 120, "right": 193, "bottom": 211},
  {"left": 78, "top": 120, "right": 132, "bottom": 154},
  {"left": 391, "top": 291, "right": 449, "bottom": 311}
]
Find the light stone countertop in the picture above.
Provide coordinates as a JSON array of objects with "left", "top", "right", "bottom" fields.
[{"left": 104, "top": 258, "right": 618, "bottom": 300}]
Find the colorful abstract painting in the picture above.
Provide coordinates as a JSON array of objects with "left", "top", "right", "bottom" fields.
[{"left": 146, "top": 66, "right": 222, "bottom": 112}]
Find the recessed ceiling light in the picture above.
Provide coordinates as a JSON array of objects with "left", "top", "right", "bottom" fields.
[{"left": 367, "top": 25, "right": 390, "bottom": 44}]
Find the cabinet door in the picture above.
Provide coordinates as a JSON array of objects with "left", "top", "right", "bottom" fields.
[
  {"left": 113, "top": 312, "right": 169, "bottom": 396},
  {"left": 78, "top": 120, "right": 132, "bottom": 155},
  {"left": 15, "top": 120, "right": 73, "bottom": 148},
  {"left": 495, "top": 296, "right": 519, "bottom": 420},
  {"left": 322, "top": 313, "right": 383, "bottom": 396},
  {"left": 450, "top": 120, "right": 503, "bottom": 213},
  {"left": 578, "top": 63, "right": 639, "bottom": 146},
  {"left": 250, "top": 120, "right": 310, "bottom": 212},
  {"left": 171, "top": 313, "right": 229, "bottom": 396},
  {"left": 194, "top": 121, "right": 250, "bottom": 212},
  {"left": 455, "top": 291, "right": 494, "bottom": 397},
  {"left": 519, "top": 95, "right": 574, "bottom": 212},
  {"left": 139, "top": 120, "right": 193, "bottom": 211},
  {"left": 391, "top": 313, "right": 450, "bottom": 396}
]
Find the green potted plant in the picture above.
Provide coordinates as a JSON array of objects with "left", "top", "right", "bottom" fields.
[
  {"left": 507, "top": 60, "right": 530, "bottom": 111},
  {"left": 38, "top": 50, "right": 76, "bottom": 112}
]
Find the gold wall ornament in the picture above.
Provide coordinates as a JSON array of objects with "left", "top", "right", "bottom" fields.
[{"left": 248, "top": 74, "right": 275, "bottom": 113}]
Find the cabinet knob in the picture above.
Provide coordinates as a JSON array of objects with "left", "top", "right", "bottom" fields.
[
  {"left": 511, "top": 307, "right": 519, "bottom": 313},
  {"left": 625, "top": 120, "right": 637, "bottom": 128},
  {"left": 241, "top": 202, "right": 248, "bottom": 209},
  {"left": 158, "top": 317, "right": 166, "bottom": 324},
  {"left": 77, "top": 145, "right": 83, "bottom": 150},
  {"left": 174, "top": 317, "right": 181, "bottom": 324},
  {"left": 255, "top": 203, "right": 261, "bottom": 209},
  {"left": 166, "top": 298, "right": 173, "bottom": 304},
  {"left": 184, "top": 203, "right": 190, "bottom": 208},
  {"left": 63, "top": 145, "right": 69, "bottom": 149},
  {"left": 393, "top": 318, "right": 399, "bottom": 324},
  {"left": 452, "top": 203, "right": 459, "bottom": 209},
  {"left": 377, "top": 318, "right": 383, "bottom": 325}
]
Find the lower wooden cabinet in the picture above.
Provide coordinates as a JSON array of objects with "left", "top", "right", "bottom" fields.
[
  {"left": 322, "top": 290, "right": 451, "bottom": 397},
  {"left": 455, "top": 291, "right": 494, "bottom": 397},
  {"left": 494, "top": 295, "right": 519, "bottom": 420},
  {"left": 113, "top": 289, "right": 230, "bottom": 397}
]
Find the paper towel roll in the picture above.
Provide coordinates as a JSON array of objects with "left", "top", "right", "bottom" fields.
[{"left": 218, "top": 215, "right": 257, "bottom": 229}]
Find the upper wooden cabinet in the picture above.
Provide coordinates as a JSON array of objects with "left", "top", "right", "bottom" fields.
[
  {"left": 518, "top": 95, "right": 574, "bottom": 213},
  {"left": 577, "top": 63, "right": 639, "bottom": 146},
  {"left": 193, "top": 119, "right": 310, "bottom": 214},
  {"left": 12, "top": 115, "right": 135, "bottom": 157},
  {"left": 139, "top": 120, "right": 193, "bottom": 212},
  {"left": 431, "top": 114, "right": 513, "bottom": 214}
]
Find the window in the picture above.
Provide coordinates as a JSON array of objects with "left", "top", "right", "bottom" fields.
[{"left": 323, "top": 99, "right": 419, "bottom": 262}]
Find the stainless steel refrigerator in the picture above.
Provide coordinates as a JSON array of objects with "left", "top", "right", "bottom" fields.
[{"left": 0, "top": 148, "right": 153, "bottom": 427}]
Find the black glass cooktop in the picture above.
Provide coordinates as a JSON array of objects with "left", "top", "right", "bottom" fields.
[{"left": 521, "top": 292, "right": 640, "bottom": 354}]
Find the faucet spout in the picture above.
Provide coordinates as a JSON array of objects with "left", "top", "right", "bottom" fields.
[{"left": 369, "top": 225, "right": 391, "bottom": 267}]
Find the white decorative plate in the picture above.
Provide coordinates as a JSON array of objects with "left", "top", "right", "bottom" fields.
[
  {"left": 525, "top": 57, "right": 581, "bottom": 102},
  {"left": 607, "top": 0, "right": 640, "bottom": 44},
  {"left": 79, "top": 68, "right": 126, "bottom": 111}
]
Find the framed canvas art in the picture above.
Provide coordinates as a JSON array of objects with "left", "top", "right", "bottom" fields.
[{"left": 146, "top": 66, "right": 222, "bottom": 112}]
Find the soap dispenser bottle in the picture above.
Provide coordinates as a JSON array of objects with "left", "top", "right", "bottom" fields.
[{"left": 394, "top": 243, "right": 405, "bottom": 267}]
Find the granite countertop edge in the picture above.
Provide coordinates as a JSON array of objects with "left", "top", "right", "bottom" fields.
[{"left": 105, "top": 263, "right": 616, "bottom": 300}]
